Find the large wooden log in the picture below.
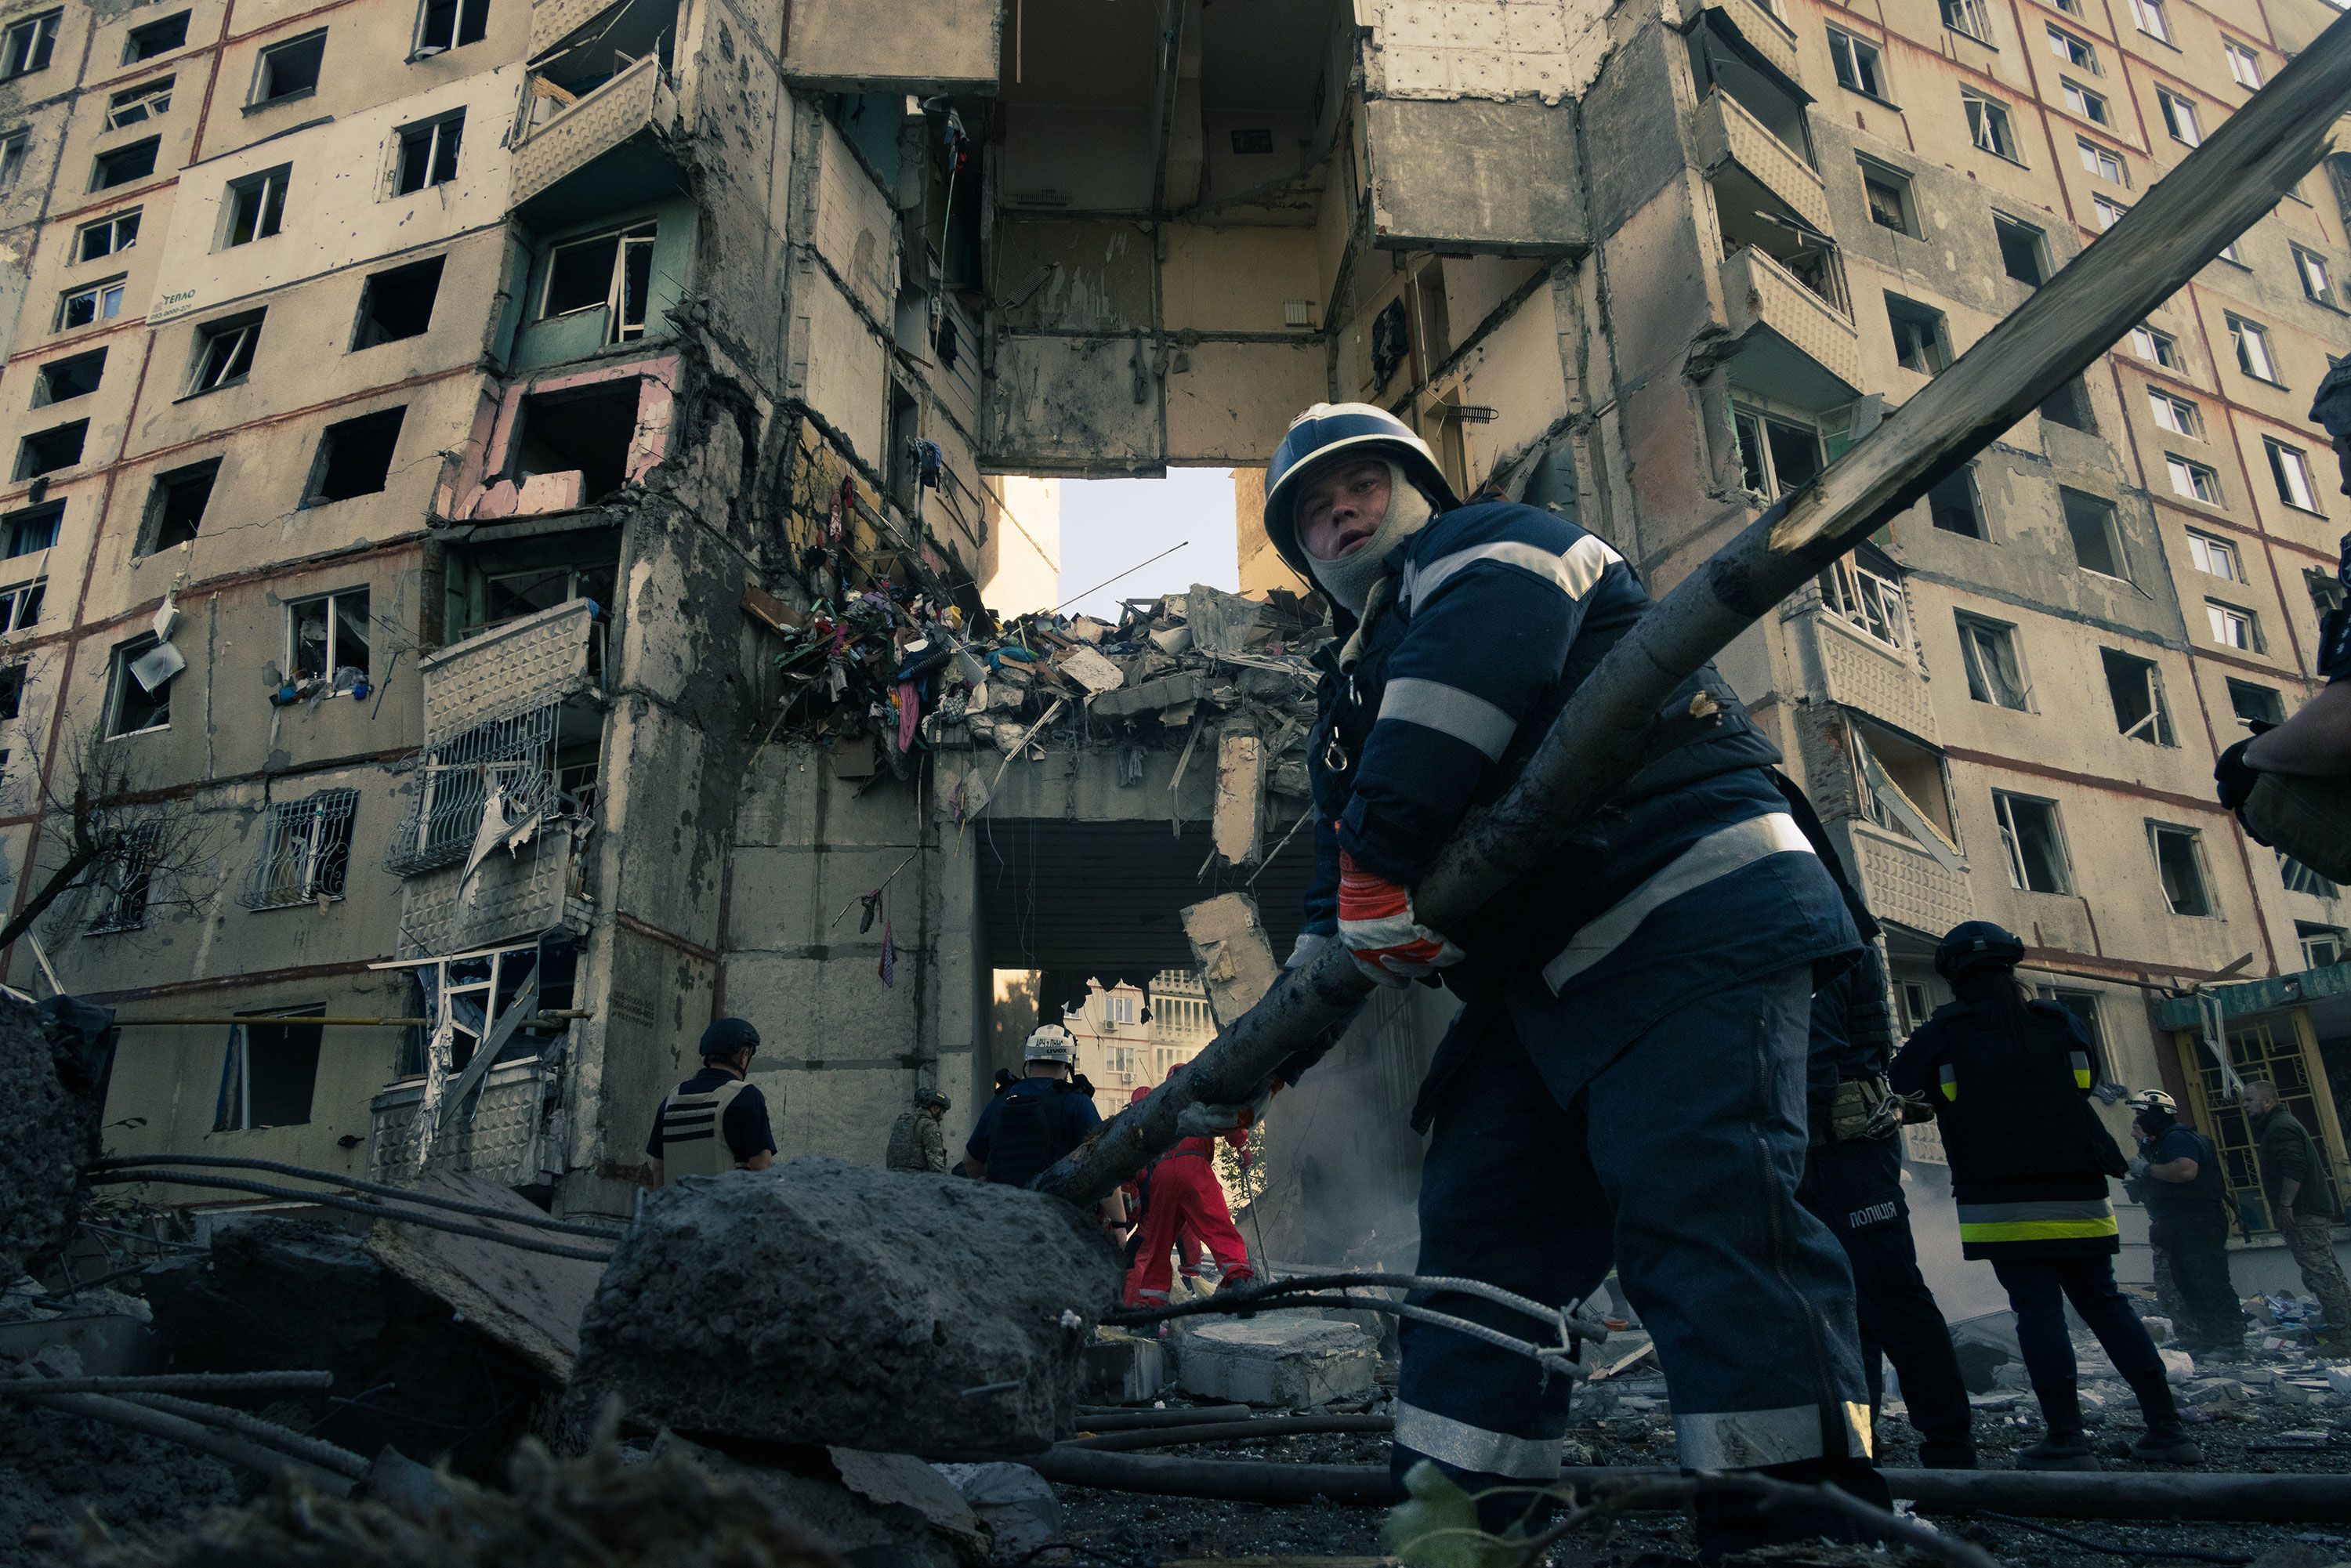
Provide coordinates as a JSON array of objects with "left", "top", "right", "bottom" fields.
[{"left": 1037, "top": 6, "right": 2351, "bottom": 1209}]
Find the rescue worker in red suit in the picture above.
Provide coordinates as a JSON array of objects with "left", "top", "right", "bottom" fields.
[{"left": 1121, "top": 1072, "right": 1258, "bottom": 1306}]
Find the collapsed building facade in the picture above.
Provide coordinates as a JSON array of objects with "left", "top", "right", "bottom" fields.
[{"left": 0, "top": 0, "right": 2345, "bottom": 1266}]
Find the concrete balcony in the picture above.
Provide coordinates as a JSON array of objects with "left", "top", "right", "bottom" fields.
[
  {"left": 1701, "top": 0, "right": 1805, "bottom": 92},
  {"left": 511, "top": 53, "right": 684, "bottom": 224},
  {"left": 1696, "top": 88, "right": 1829, "bottom": 238},
  {"left": 369, "top": 1059, "right": 567, "bottom": 1189},
  {"left": 1847, "top": 820, "right": 1974, "bottom": 941},
  {"left": 1718, "top": 244, "right": 1862, "bottom": 405}
]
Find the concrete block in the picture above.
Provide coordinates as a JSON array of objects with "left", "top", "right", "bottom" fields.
[
  {"left": 1180, "top": 893, "right": 1282, "bottom": 1028},
  {"left": 571, "top": 1159, "right": 1125, "bottom": 1458},
  {"left": 1212, "top": 730, "right": 1263, "bottom": 865},
  {"left": 1176, "top": 1313, "right": 1376, "bottom": 1407},
  {"left": 2184, "top": 1377, "right": 2247, "bottom": 1407},
  {"left": 1082, "top": 1330, "right": 1165, "bottom": 1404},
  {"left": 2161, "top": 1348, "right": 2196, "bottom": 1383},
  {"left": 2140, "top": 1314, "right": 2174, "bottom": 1345},
  {"left": 2325, "top": 1365, "right": 2351, "bottom": 1400}
]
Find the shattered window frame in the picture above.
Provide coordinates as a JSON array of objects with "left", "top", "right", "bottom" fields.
[
  {"left": 189, "top": 311, "right": 263, "bottom": 395},
  {"left": 75, "top": 206, "right": 140, "bottom": 262},
  {"left": 243, "top": 788, "right": 359, "bottom": 909},
  {"left": 392, "top": 110, "right": 464, "bottom": 195},
  {"left": 90, "top": 136, "right": 159, "bottom": 192},
  {"left": 104, "top": 632, "right": 172, "bottom": 737},
  {"left": 2099, "top": 646, "right": 2175, "bottom": 746},
  {"left": 2147, "top": 820, "right": 2215, "bottom": 918},
  {"left": 0, "top": 577, "right": 45, "bottom": 635},
  {"left": 286, "top": 585, "right": 371, "bottom": 688},
  {"left": 85, "top": 818, "right": 164, "bottom": 933},
  {"left": 251, "top": 29, "right": 325, "bottom": 106},
  {"left": 1993, "top": 789, "right": 2073, "bottom": 894},
  {"left": 538, "top": 220, "right": 657, "bottom": 344},
  {"left": 142, "top": 458, "right": 219, "bottom": 553},
  {"left": 221, "top": 165, "right": 291, "bottom": 248},
  {"left": 106, "top": 76, "right": 172, "bottom": 129},
  {"left": 2283, "top": 855, "right": 2338, "bottom": 899},
  {"left": 213, "top": 1008, "right": 326, "bottom": 1129},
  {"left": 58, "top": 276, "right": 126, "bottom": 332},
  {"left": 1818, "top": 556, "right": 1910, "bottom": 650},
  {"left": 2296, "top": 922, "right": 2344, "bottom": 968},
  {"left": 389, "top": 702, "right": 561, "bottom": 875},
  {"left": 1962, "top": 92, "right": 2021, "bottom": 164},
  {"left": 1955, "top": 612, "right": 2032, "bottom": 710},
  {"left": 1849, "top": 717, "right": 1963, "bottom": 858},
  {"left": 411, "top": 0, "right": 490, "bottom": 56},
  {"left": 1, "top": 9, "right": 58, "bottom": 78}
]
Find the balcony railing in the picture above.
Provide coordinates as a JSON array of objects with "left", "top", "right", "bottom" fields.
[
  {"left": 1719, "top": 244, "right": 1863, "bottom": 400},
  {"left": 1697, "top": 88, "right": 1830, "bottom": 237},
  {"left": 512, "top": 52, "right": 679, "bottom": 208}
]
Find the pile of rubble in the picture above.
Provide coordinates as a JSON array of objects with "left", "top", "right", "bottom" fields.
[{"left": 755, "top": 581, "right": 1328, "bottom": 790}]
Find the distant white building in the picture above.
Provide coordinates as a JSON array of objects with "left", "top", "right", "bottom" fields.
[{"left": 1066, "top": 969, "right": 1215, "bottom": 1121}]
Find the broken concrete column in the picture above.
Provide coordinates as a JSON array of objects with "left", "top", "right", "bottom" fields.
[
  {"left": 569, "top": 1159, "right": 1124, "bottom": 1458},
  {"left": 0, "top": 995, "right": 103, "bottom": 1278},
  {"left": 1175, "top": 1313, "right": 1377, "bottom": 1407},
  {"left": 1212, "top": 729, "right": 1264, "bottom": 866},
  {"left": 1180, "top": 893, "right": 1283, "bottom": 1028}
]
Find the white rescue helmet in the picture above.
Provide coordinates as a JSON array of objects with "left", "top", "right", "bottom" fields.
[
  {"left": 1262, "top": 403, "right": 1458, "bottom": 582},
  {"left": 1024, "top": 1023, "right": 1079, "bottom": 1067},
  {"left": 2128, "top": 1090, "right": 2178, "bottom": 1115}
]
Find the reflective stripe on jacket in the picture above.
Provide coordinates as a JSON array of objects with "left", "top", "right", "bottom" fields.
[{"left": 660, "top": 1077, "right": 756, "bottom": 1179}]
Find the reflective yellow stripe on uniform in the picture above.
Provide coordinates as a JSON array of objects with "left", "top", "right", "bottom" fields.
[
  {"left": 1955, "top": 1197, "right": 2117, "bottom": 1244},
  {"left": 2070, "top": 1050, "right": 2092, "bottom": 1090},
  {"left": 1939, "top": 1063, "right": 1958, "bottom": 1102}
]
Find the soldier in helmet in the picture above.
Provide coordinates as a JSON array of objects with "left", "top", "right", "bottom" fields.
[
  {"left": 1893, "top": 923, "right": 2199, "bottom": 1469},
  {"left": 886, "top": 1086, "right": 954, "bottom": 1174},
  {"left": 1241, "top": 401, "right": 1882, "bottom": 1550},
  {"left": 646, "top": 1018, "right": 777, "bottom": 1185}
]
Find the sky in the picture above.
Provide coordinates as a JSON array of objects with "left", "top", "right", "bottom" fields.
[{"left": 1052, "top": 469, "right": 1240, "bottom": 621}]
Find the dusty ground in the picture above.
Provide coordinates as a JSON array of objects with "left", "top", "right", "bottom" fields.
[{"left": 1054, "top": 1350, "right": 2351, "bottom": 1567}]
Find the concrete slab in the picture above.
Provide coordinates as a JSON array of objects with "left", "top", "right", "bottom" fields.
[
  {"left": 1082, "top": 1330, "right": 1165, "bottom": 1404},
  {"left": 1176, "top": 1312, "right": 1376, "bottom": 1407}
]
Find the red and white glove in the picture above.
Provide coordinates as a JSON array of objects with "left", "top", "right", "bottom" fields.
[
  {"left": 1338, "top": 851, "right": 1464, "bottom": 987},
  {"left": 1177, "top": 1082, "right": 1280, "bottom": 1139}
]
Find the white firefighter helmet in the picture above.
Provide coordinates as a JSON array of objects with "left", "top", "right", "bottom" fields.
[{"left": 1024, "top": 1023, "right": 1078, "bottom": 1067}]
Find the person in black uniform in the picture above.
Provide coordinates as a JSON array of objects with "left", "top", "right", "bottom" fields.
[
  {"left": 1893, "top": 925, "right": 2199, "bottom": 1469},
  {"left": 1777, "top": 781, "right": 1976, "bottom": 1469},
  {"left": 2128, "top": 1092, "right": 2243, "bottom": 1357},
  {"left": 646, "top": 1018, "right": 777, "bottom": 1184},
  {"left": 965, "top": 1023, "right": 1126, "bottom": 1233}
]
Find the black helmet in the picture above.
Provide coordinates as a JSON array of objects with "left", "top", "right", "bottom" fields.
[
  {"left": 701, "top": 1017, "right": 761, "bottom": 1060},
  {"left": 915, "top": 1086, "right": 951, "bottom": 1112},
  {"left": 1935, "top": 921, "right": 2024, "bottom": 981},
  {"left": 1262, "top": 403, "right": 1459, "bottom": 582}
]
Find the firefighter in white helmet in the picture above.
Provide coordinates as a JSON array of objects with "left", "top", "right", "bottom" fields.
[{"left": 964, "top": 1023, "right": 1125, "bottom": 1232}]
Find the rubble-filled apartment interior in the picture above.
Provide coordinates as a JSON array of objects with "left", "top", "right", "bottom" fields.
[{"left": 0, "top": 0, "right": 2340, "bottom": 1293}]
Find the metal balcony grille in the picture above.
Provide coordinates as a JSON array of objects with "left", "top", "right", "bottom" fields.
[
  {"left": 242, "top": 789, "right": 359, "bottom": 909},
  {"left": 387, "top": 703, "right": 560, "bottom": 876}
]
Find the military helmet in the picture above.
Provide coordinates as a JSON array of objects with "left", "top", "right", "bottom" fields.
[
  {"left": 915, "top": 1086, "right": 951, "bottom": 1111},
  {"left": 1934, "top": 921, "right": 2025, "bottom": 981},
  {"left": 1023, "top": 1023, "right": 1078, "bottom": 1066},
  {"left": 1262, "top": 403, "right": 1459, "bottom": 583},
  {"left": 700, "top": 1016, "right": 761, "bottom": 1061}
]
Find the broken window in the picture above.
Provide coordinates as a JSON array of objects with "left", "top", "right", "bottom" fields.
[
  {"left": 2078, "top": 139, "right": 2128, "bottom": 186},
  {"left": 395, "top": 940, "right": 568, "bottom": 1100},
  {"left": 1963, "top": 92, "right": 2019, "bottom": 161},
  {"left": 304, "top": 406, "right": 405, "bottom": 505},
  {"left": 2300, "top": 922, "right": 2346, "bottom": 969},
  {"left": 107, "top": 77, "right": 172, "bottom": 129},
  {"left": 1859, "top": 158, "right": 1917, "bottom": 236},
  {"left": 1994, "top": 791, "right": 2071, "bottom": 893},
  {"left": 2130, "top": 324, "right": 2178, "bottom": 366},
  {"left": 1851, "top": 717, "right": 1962, "bottom": 860},
  {"left": 1827, "top": 28, "right": 1886, "bottom": 98},
  {"left": 1886, "top": 294, "right": 1950, "bottom": 375},
  {"left": 2060, "top": 78, "right": 2109, "bottom": 127},
  {"left": 2046, "top": 24, "right": 2097, "bottom": 71},
  {"left": 16, "top": 421, "right": 86, "bottom": 480},
  {"left": 75, "top": 208, "right": 139, "bottom": 261},
  {"left": 288, "top": 586, "right": 371, "bottom": 686},
  {"left": 393, "top": 112, "right": 462, "bottom": 195},
  {"left": 1733, "top": 407, "right": 1823, "bottom": 500},
  {"left": 1819, "top": 556, "right": 1909, "bottom": 650},
  {"left": 223, "top": 166, "right": 289, "bottom": 246},
  {"left": 1957, "top": 613, "right": 2030, "bottom": 710},
  {"left": 253, "top": 31, "right": 324, "bottom": 104},
  {"left": 412, "top": 0, "right": 488, "bottom": 54},
  {"left": 484, "top": 562, "right": 615, "bottom": 628},
  {"left": 244, "top": 791, "right": 357, "bottom": 908},
  {"left": 887, "top": 383, "right": 922, "bottom": 509},
  {"left": 34, "top": 349, "right": 105, "bottom": 407},
  {"left": 1941, "top": 0, "right": 1991, "bottom": 42},
  {"left": 86, "top": 819, "right": 163, "bottom": 932},
  {"left": 0, "top": 578, "right": 45, "bottom": 634},
  {"left": 2266, "top": 438, "right": 2321, "bottom": 512},
  {"left": 509, "top": 381, "right": 640, "bottom": 502},
  {"left": 2157, "top": 88, "right": 2201, "bottom": 147},
  {"left": 539, "top": 222, "right": 656, "bottom": 343},
  {"left": 353, "top": 255, "right": 444, "bottom": 347},
  {"left": 190, "top": 312, "right": 263, "bottom": 393},
  {"left": 444, "top": 534, "right": 618, "bottom": 668},
  {"left": 2284, "top": 855, "right": 2338, "bottom": 898},
  {"left": 2206, "top": 599, "right": 2261, "bottom": 651},
  {"left": 2040, "top": 376, "right": 2096, "bottom": 433},
  {"left": 2295, "top": 247, "right": 2337, "bottom": 308},
  {"left": 2147, "top": 386, "right": 2199, "bottom": 436},
  {"left": 2, "top": 10, "right": 57, "bottom": 78},
  {"left": 92, "top": 138, "right": 159, "bottom": 192},
  {"left": 139, "top": 460, "right": 216, "bottom": 554},
  {"left": 2061, "top": 488, "right": 2128, "bottom": 580},
  {"left": 0, "top": 664, "right": 25, "bottom": 720},
  {"left": 4, "top": 504, "right": 59, "bottom": 558},
  {"left": 2149, "top": 823, "right": 2214, "bottom": 917},
  {"left": 2168, "top": 454, "right": 2223, "bottom": 505},
  {"left": 2035, "top": 988, "right": 2112, "bottom": 1080},
  {"left": 59, "top": 277, "right": 126, "bottom": 331},
  {"left": 393, "top": 704, "right": 562, "bottom": 873},
  {"left": 1994, "top": 216, "right": 2045, "bottom": 285},
  {"left": 1929, "top": 467, "right": 1986, "bottom": 538},
  {"left": 0, "top": 129, "right": 28, "bottom": 189},
  {"left": 2229, "top": 679, "right": 2284, "bottom": 728},
  {"left": 125, "top": 12, "right": 187, "bottom": 61},
  {"left": 2228, "top": 314, "right": 2278, "bottom": 382},
  {"left": 106, "top": 634, "right": 174, "bottom": 736},
  {"left": 214, "top": 1010, "right": 324, "bottom": 1128},
  {"left": 2101, "top": 648, "right": 2175, "bottom": 745}
]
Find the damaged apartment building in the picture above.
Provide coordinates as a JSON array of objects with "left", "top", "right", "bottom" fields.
[{"left": 0, "top": 0, "right": 2346, "bottom": 1259}]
